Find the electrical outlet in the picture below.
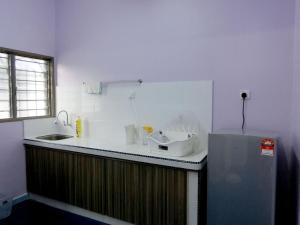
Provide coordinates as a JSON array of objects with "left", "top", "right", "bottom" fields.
[{"left": 240, "top": 90, "right": 250, "bottom": 100}]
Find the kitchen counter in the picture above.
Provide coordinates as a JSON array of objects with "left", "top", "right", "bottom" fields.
[
  {"left": 24, "top": 137, "right": 207, "bottom": 171},
  {"left": 23, "top": 118, "right": 207, "bottom": 225}
]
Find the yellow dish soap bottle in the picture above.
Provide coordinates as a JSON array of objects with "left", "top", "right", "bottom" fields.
[{"left": 75, "top": 116, "right": 82, "bottom": 138}]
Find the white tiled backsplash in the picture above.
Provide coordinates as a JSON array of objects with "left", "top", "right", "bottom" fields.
[{"left": 56, "top": 81, "right": 213, "bottom": 152}]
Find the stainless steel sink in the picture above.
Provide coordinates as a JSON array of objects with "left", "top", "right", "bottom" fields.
[{"left": 36, "top": 134, "right": 73, "bottom": 141}]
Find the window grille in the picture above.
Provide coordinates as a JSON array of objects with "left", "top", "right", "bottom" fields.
[{"left": 0, "top": 48, "right": 55, "bottom": 121}]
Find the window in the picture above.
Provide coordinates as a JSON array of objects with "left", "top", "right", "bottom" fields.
[{"left": 0, "top": 48, "right": 55, "bottom": 121}]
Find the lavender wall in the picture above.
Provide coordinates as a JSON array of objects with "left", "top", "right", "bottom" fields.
[
  {"left": 0, "top": 0, "right": 55, "bottom": 198},
  {"left": 292, "top": 0, "right": 300, "bottom": 156},
  {"left": 56, "top": 0, "right": 295, "bottom": 146},
  {"left": 0, "top": 0, "right": 297, "bottom": 217},
  {"left": 55, "top": 2, "right": 296, "bottom": 223},
  {"left": 291, "top": 0, "right": 300, "bottom": 223}
]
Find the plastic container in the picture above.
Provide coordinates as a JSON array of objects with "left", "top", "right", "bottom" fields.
[
  {"left": 142, "top": 126, "right": 154, "bottom": 145},
  {"left": 125, "top": 124, "right": 138, "bottom": 144},
  {"left": 148, "top": 131, "right": 194, "bottom": 157},
  {"left": 0, "top": 194, "right": 12, "bottom": 220}
]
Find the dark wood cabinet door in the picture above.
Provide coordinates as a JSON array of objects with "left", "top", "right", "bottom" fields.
[{"left": 25, "top": 145, "right": 187, "bottom": 225}]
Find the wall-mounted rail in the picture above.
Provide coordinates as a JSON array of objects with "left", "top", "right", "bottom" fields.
[{"left": 83, "top": 79, "right": 143, "bottom": 95}]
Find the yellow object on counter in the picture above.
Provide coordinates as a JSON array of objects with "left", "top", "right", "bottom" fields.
[
  {"left": 76, "top": 116, "right": 82, "bottom": 138},
  {"left": 142, "top": 125, "right": 154, "bottom": 145},
  {"left": 143, "top": 125, "right": 153, "bottom": 134}
]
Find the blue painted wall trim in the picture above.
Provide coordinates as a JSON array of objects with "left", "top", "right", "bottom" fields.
[{"left": 12, "top": 193, "right": 29, "bottom": 205}]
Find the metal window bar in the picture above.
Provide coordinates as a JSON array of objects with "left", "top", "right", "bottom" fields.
[
  {"left": 17, "top": 107, "right": 48, "bottom": 111},
  {"left": 10, "top": 54, "right": 17, "bottom": 118},
  {"left": 15, "top": 57, "right": 49, "bottom": 117},
  {"left": 0, "top": 53, "right": 11, "bottom": 119},
  {"left": 15, "top": 58, "right": 48, "bottom": 65},
  {"left": 16, "top": 79, "right": 47, "bottom": 83},
  {"left": 16, "top": 89, "right": 47, "bottom": 92},
  {"left": 17, "top": 99, "right": 48, "bottom": 102},
  {"left": 16, "top": 69, "right": 47, "bottom": 74}
]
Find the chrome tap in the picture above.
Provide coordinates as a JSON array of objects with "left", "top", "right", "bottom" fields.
[{"left": 54, "top": 110, "right": 71, "bottom": 127}]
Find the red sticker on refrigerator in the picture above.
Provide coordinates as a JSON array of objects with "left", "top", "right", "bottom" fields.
[{"left": 261, "top": 139, "right": 275, "bottom": 156}]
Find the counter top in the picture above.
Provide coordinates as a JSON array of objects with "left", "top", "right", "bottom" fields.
[{"left": 24, "top": 137, "right": 207, "bottom": 171}]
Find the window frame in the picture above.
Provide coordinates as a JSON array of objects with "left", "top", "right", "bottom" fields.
[{"left": 0, "top": 47, "right": 56, "bottom": 122}]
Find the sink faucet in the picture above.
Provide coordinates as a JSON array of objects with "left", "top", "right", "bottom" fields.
[{"left": 54, "top": 110, "right": 71, "bottom": 127}]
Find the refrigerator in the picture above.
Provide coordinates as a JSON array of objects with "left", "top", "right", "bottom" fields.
[{"left": 207, "top": 130, "right": 278, "bottom": 225}]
